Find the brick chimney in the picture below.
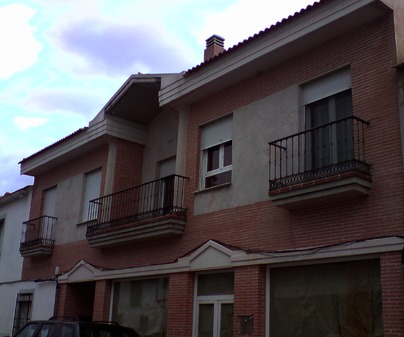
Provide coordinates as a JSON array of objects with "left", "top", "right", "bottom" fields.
[{"left": 204, "top": 35, "right": 225, "bottom": 62}]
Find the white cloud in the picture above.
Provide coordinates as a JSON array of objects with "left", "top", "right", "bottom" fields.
[
  {"left": 0, "top": 0, "right": 316, "bottom": 194},
  {"left": 0, "top": 4, "right": 42, "bottom": 79},
  {"left": 14, "top": 116, "right": 48, "bottom": 131},
  {"left": 197, "top": 0, "right": 317, "bottom": 49}
]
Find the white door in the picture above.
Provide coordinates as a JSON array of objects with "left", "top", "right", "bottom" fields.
[
  {"left": 194, "top": 272, "right": 234, "bottom": 337},
  {"left": 196, "top": 298, "right": 233, "bottom": 337}
]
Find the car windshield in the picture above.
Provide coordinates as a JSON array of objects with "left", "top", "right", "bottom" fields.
[{"left": 14, "top": 323, "right": 39, "bottom": 337}]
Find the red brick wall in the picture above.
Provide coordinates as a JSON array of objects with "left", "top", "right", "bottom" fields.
[
  {"left": 22, "top": 145, "right": 109, "bottom": 280},
  {"left": 380, "top": 251, "right": 404, "bottom": 337},
  {"left": 112, "top": 139, "right": 144, "bottom": 192},
  {"left": 24, "top": 13, "right": 404, "bottom": 280},
  {"left": 56, "top": 283, "right": 68, "bottom": 317},
  {"left": 234, "top": 265, "right": 266, "bottom": 337},
  {"left": 167, "top": 272, "right": 194, "bottom": 337},
  {"left": 56, "top": 282, "right": 95, "bottom": 320},
  {"left": 93, "top": 280, "right": 112, "bottom": 321},
  {"left": 180, "top": 13, "right": 404, "bottom": 253},
  {"left": 29, "top": 144, "right": 109, "bottom": 220}
]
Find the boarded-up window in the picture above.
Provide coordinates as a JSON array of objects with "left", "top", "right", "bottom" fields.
[
  {"left": 270, "top": 259, "right": 383, "bottom": 337},
  {"left": 112, "top": 278, "right": 168, "bottom": 337}
]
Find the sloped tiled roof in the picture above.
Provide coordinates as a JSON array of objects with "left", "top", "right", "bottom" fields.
[
  {"left": 19, "top": 127, "right": 88, "bottom": 164},
  {"left": 0, "top": 185, "right": 32, "bottom": 203}
]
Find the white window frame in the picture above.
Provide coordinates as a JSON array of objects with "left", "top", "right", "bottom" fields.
[
  {"left": 200, "top": 115, "right": 233, "bottom": 189},
  {"left": 202, "top": 140, "right": 232, "bottom": 188},
  {"left": 194, "top": 296, "right": 234, "bottom": 337},
  {"left": 193, "top": 272, "right": 234, "bottom": 337}
]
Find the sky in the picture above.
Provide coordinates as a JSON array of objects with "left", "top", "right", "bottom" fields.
[{"left": 0, "top": 0, "right": 316, "bottom": 194}]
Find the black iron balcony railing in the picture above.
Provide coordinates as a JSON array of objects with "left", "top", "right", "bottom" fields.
[
  {"left": 87, "top": 174, "right": 188, "bottom": 234},
  {"left": 20, "top": 215, "right": 57, "bottom": 251},
  {"left": 269, "top": 116, "right": 370, "bottom": 191}
]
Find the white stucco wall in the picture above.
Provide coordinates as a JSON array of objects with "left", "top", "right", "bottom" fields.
[
  {"left": 194, "top": 85, "right": 300, "bottom": 215},
  {"left": 0, "top": 188, "right": 32, "bottom": 282},
  {"left": 0, "top": 280, "right": 56, "bottom": 337},
  {"left": 29, "top": 281, "right": 57, "bottom": 320},
  {"left": 0, "top": 187, "right": 31, "bottom": 337},
  {"left": 0, "top": 187, "right": 56, "bottom": 337}
]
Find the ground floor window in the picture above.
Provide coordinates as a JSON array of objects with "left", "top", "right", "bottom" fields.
[
  {"left": 194, "top": 272, "right": 234, "bottom": 337},
  {"left": 269, "top": 259, "right": 383, "bottom": 337},
  {"left": 12, "top": 292, "right": 33, "bottom": 335},
  {"left": 112, "top": 278, "right": 168, "bottom": 337}
]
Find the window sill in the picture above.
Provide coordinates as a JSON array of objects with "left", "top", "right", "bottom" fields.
[{"left": 194, "top": 182, "right": 232, "bottom": 195}]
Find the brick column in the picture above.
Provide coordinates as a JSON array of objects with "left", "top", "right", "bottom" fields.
[
  {"left": 55, "top": 283, "right": 68, "bottom": 317},
  {"left": 166, "top": 272, "right": 194, "bottom": 337},
  {"left": 381, "top": 251, "right": 404, "bottom": 337},
  {"left": 234, "top": 265, "right": 266, "bottom": 337},
  {"left": 93, "top": 280, "right": 112, "bottom": 321}
]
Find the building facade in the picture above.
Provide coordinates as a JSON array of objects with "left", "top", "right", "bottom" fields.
[
  {"left": 18, "top": 0, "right": 404, "bottom": 336},
  {"left": 0, "top": 186, "right": 56, "bottom": 337}
]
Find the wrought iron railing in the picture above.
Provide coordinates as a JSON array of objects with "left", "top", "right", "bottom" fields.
[
  {"left": 269, "top": 116, "right": 370, "bottom": 190},
  {"left": 20, "top": 215, "right": 57, "bottom": 249},
  {"left": 87, "top": 174, "right": 189, "bottom": 233}
]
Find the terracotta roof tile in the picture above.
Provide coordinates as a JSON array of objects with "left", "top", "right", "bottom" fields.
[
  {"left": 19, "top": 127, "right": 88, "bottom": 164},
  {"left": 185, "top": 0, "right": 323, "bottom": 75}
]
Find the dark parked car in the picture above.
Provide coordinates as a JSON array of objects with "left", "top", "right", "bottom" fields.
[{"left": 13, "top": 318, "right": 140, "bottom": 337}]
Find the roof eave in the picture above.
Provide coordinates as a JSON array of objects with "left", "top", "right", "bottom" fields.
[
  {"left": 159, "top": 0, "right": 391, "bottom": 107},
  {"left": 20, "top": 117, "right": 147, "bottom": 177}
]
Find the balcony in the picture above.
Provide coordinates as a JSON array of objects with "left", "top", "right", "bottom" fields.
[
  {"left": 86, "top": 174, "right": 189, "bottom": 248},
  {"left": 20, "top": 216, "right": 57, "bottom": 257},
  {"left": 268, "top": 116, "right": 372, "bottom": 209}
]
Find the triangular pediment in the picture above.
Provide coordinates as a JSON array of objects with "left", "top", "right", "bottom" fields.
[
  {"left": 178, "top": 240, "right": 247, "bottom": 271},
  {"left": 58, "top": 260, "right": 102, "bottom": 283}
]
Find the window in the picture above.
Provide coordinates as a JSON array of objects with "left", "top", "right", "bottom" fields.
[
  {"left": 194, "top": 272, "right": 234, "bottom": 337},
  {"left": 0, "top": 218, "right": 4, "bottom": 255},
  {"left": 303, "top": 69, "right": 353, "bottom": 170},
  {"left": 269, "top": 259, "right": 382, "bottom": 337},
  {"left": 12, "top": 292, "right": 33, "bottom": 335},
  {"left": 82, "top": 169, "right": 102, "bottom": 222},
  {"left": 201, "top": 115, "right": 233, "bottom": 189},
  {"left": 112, "top": 278, "right": 168, "bottom": 337}
]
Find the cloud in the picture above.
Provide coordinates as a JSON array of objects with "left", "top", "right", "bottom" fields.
[
  {"left": 14, "top": 116, "right": 48, "bottom": 131},
  {"left": 0, "top": 147, "right": 34, "bottom": 193},
  {"left": 0, "top": 4, "right": 42, "bottom": 79},
  {"left": 197, "top": 0, "right": 317, "bottom": 49},
  {"left": 24, "top": 88, "right": 102, "bottom": 118},
  {"left": 56, "top": 20, "right": 194, "bottom": 75}
]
